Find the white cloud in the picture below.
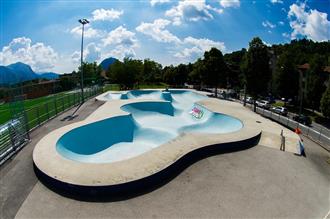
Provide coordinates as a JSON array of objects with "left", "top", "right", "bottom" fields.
[
  {"left": 108, "top": 46, "right": 136, "bottom": 60},
  {"left": 219, "top": 0, "right": 240, "bottom": 8},
  {"left": 270, "top": 0, "right": 283, "bottom": 4},
  {"left": 92, "top": 8, "right": 123, "bottom": 21},
  {"left": 135, "top": 18, "right": 226, "bottom": 62},
  {"left": 165, "top": 0, "right": 222, "bottom": 26},
  {"left": 102, "top": 26, "right": 139, "bottom": 60},
  {"left": 288, "top": 3, "right": 330, "bottom": 41},
  {"left": 0, "top": 37, "right": 58, "bottom": 72},
  {"left": 150, "top": 0, "right": 170, "bottom": 6},
  {"left": 85, "top": 43, "right": 101, "bottom": 62},
  {"left": 278, "top": 21, "right": 285, "bottom": 26},
  {"left": 136, "top": 19, "right": 181, "bottom": 43},
  {"left": 282, "top": 32, "right": 290, "bottom": 38},
  {"left": 262, "top": 20, "right": 276, "bottom": 29},
  {"left": 71, "top": 43, "right": 101, "bottom": 64},
  {"left": 71, "top": 51, "right": 81, "bottom": 64},
  {"left": 102, "top": 26, "right": 138, "bottom": 47},
  {"left": 175, "top": 36, "right": 225, "bottom": 60},
  {"left": 70, "top": 25, "right": 104, "bottom": 38}
]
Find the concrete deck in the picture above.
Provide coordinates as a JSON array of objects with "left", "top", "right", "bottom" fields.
[
  {"left": 15, "top": 137, "right": 330, "bottom": 219},
  {"left": 33, "top": 90, "right": 300, "bottom": 190},
  {"left": 0, "top": 98, "right": 329, "bottom": 218},
  {"left": 0, "top": 99, "right": 104, "bottom": 219}
]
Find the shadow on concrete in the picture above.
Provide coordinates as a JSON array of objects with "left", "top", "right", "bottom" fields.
[{"left": 34, "top": 133, "right": 261, "bottom": 202}]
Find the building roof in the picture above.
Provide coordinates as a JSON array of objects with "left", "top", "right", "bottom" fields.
[
  {"left": 297, "top": 63, "right": 310, "bottom": 70},
  {"left": 297, "top": 63, "right": 330, "bottom": 73},
  {"left": 324, "top": 66, "right": 330, "bottom": 73}
]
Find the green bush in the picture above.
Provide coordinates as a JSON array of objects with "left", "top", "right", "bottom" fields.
[{"left": 320, "top": 85, "right": 330, "bottom": 118}]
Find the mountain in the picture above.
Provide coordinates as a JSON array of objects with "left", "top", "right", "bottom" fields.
[
  {"left": 7, "top": 62, "right": 39, "bottom": 82},
  {"left": 0, "top": 66, "right": 18, "bottom": 85},
  {"left": 0, "top": 62, "right": 59, "bottom": 85},
  {"left": 37, "top": 72, "right": 59, "bottom": 80},
  {"left": 100, "top": 57, "right": 117, "bottom": 71}
]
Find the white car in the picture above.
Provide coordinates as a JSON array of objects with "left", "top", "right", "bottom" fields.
[
  {"left": 256, "top": 100, "right": 271, "bottom": 109},
  {"left": 246, "top": 97, "right": 254, "bottom": 104},
  {"left": 271, "top": 106, "right": 288, "bottom": 116}
]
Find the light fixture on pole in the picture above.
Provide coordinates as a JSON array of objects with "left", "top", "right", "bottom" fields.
[{"left": 78, "top": 18, "right": 89, "bottom": 103}]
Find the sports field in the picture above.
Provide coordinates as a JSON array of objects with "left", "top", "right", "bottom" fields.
[
  {"left": 0, "top": 90, "right": 92, "bottom": 127},
  {"left": 0, "top": 84, "right": 168, "bottom": 126},
  {"left": 0, "top": 93, "right": 68, "bottom": 125}
]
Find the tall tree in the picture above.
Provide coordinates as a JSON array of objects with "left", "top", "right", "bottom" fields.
[
  {"left": 142, "top": 59, "right": 162, "bottom": 83},
  {"left": 273, "top": 51, "right": 299, "bottom": 100},
  {"left": 305, "top": 54, "right": 327, "bottom": 111},
  {"left": 189, "top": 58, "right": 205, "bottom": 87},
  {"left": 202, "top": 47, "right": 227, "bottom": 97},
  {"left": 224, "top": 48, "right": 247, "bottom": 89},
  {"left": 241, "top": 37, "right": 271, "bottom": 111},
  {"left": 106, "top": 58, "right": 143, "bottom": 89},
  {"left": 78, "top": 62, "right": 102, "bottom": 85},
  {"left": 162, "top": 64, "right": 189, "bottom": 87},
  {"left": 320, "top": 82, "right": 330, "bottom": 118},
  {"left": 162, "top": 65, "right": 177, "bottom": 85}
]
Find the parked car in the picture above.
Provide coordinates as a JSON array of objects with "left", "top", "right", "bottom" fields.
[
  {"left": 246, "top": 97, "right": 254, "bottom": 104},
  {"left": 256, "top": 100, "right": 271, "bottom": 109},
  {"left": 271, "top": 106, "right": 288, "bottom": 116},
  {"left": 293, "top": 115, "right": 312, "bottom": 126}
]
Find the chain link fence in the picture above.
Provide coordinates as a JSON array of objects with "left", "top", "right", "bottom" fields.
[
  {"left": 243, "top": 102, "right": 330, "bottom": 150},
  {"left": 0, "top": 86, "right": 103, "bottom": 165}
]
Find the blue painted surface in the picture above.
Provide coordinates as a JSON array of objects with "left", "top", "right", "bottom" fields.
[{"left": 57, "top": 90, "right": 243, "bottom": 163}]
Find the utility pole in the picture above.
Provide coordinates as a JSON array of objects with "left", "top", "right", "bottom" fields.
[{"left": 78, "top": 18, "right": 89, "bottom": 103}]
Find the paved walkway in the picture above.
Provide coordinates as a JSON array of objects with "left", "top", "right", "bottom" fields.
[
  {"left": 0, "top": 98, "right": 329, "bottom": 219},
  {"left": 0, "top": 99, "right": 104, "bottom": 219}
]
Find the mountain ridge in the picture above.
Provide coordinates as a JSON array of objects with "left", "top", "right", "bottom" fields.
[{"left": 0, "top": 62, "right": 59, "bottom": 85}]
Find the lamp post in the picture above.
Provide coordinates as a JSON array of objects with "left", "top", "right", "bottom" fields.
[{"left": 78, "top": 18, "right": 89, "bottom": 103}]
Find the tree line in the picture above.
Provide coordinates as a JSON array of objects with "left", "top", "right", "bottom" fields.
[
  {"left": 57, "top": 37, "right": 330, "bottom": 118},
  {"left": 102, "top": 37, "right": 329, "bottom": 117}
]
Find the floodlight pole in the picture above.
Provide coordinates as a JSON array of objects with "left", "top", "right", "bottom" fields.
[{"left": 79, "top": 18, "right": 89, "bottom": 103}]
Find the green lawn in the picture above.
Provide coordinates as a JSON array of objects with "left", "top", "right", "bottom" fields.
[
  {"left": 0, "top": 88, "right": 101, "bottom": 126},
  {"left": 103, "top": 84, "right": 120, "bottom": 91},
  {"left": 0, "top": 92, "right": 76, "bottom": 125},
  {"left": 103, "top": 83, "right": 168, "bottom": 92},
  {"left": 138, "top": 83, "right": 168, "bottom": 89},
  {"left": 1, "top": 84, "right": 170, "bottom": 126},
  {"left": 271, "top": 101, "right": 285, "bottom": 107}
]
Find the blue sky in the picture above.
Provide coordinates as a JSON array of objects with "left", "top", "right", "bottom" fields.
[{"left": 1, "top": 0, "right": 329, "bottom": 73}]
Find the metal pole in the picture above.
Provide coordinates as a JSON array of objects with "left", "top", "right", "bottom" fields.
[
  {"left": 318, "top": 127, "right": 323, "bottom": 142},
  {"left": 80, "top": 23, "right": 85, "bottom": 103},
  {"left": 36, "top": 107, "right": 40, "bottom": 127},
  {"left": 243, "top": 84, "right": 247, "bottom": 106},
  {"left": 62, "top": 97, "right": 64, "bottom": 112},
  {"left": 46, "top": 103, "right": 49, "bottom": 120},
  {"left": 54, "top": 96, "right": 57, "bottom": 115}
]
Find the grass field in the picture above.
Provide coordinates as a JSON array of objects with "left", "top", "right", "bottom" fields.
[
  {"left": 1, "top": 84, "right": 168, "bottom": 126},
  {"left": 138, "top": 83, "right": 168, "bottom": 89},
  {"left": 103, "top": 83, "right": 168, "bottom": 92},
  {"left": 0, "top": 89, "right": 104, "bottom": 155},
  {"left": 0, "top": 88, "right": 100, "bottom": 126},
  {"left": 0, "top": 92, "right": 66, "bottom": 125}
]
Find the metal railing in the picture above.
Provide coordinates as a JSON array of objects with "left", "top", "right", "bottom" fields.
[
  {"left": 0, "top": 86, "right": 103, "bottom": 165},
  {"left": 243, "top": 102, "right": 330, "bottom": 150}
]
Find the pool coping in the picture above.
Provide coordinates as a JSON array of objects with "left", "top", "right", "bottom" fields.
[{"left": 33, "top": 89, "right": 300, "bottom": 197}]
